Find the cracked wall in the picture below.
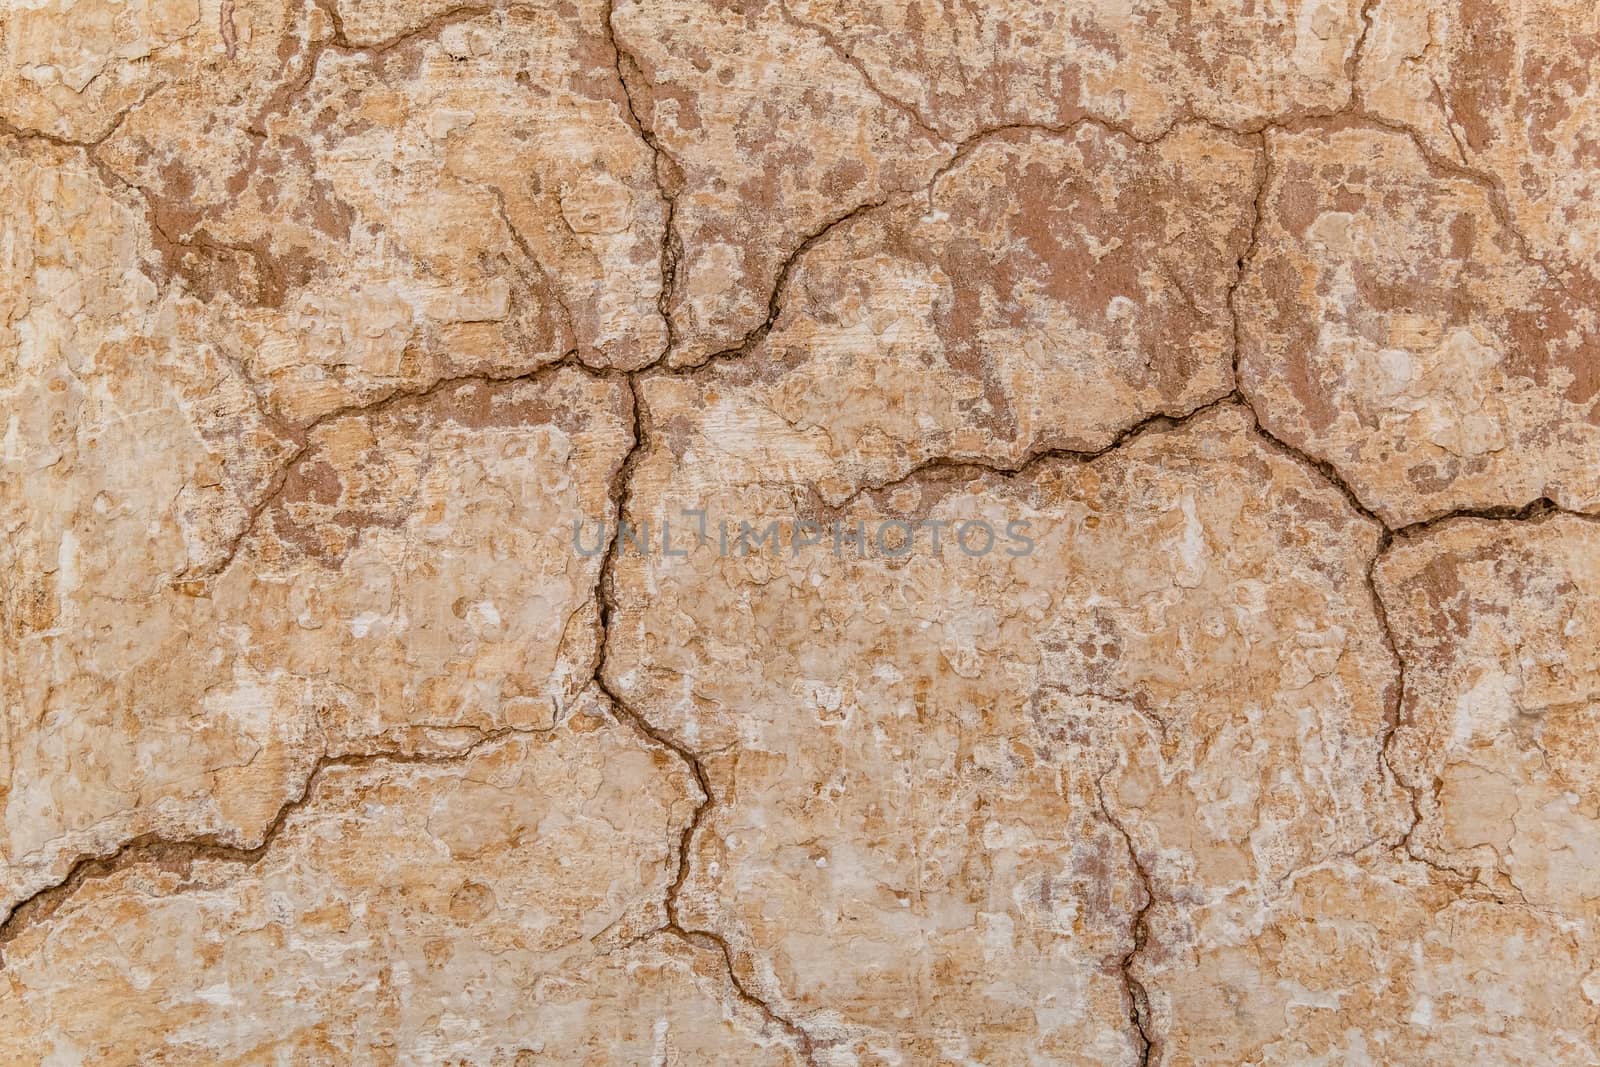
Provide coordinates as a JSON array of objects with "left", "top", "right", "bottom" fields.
[{"left": 3, "top": 0, "right": 1599, "bottom": 1063}]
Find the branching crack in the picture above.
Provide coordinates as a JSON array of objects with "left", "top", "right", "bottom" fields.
[
  {"left": 670, "top": 113, "right": 1208, "bottom": 377},
  {"left": 588, "top": 378, "right": 825, "bottom": 1063},
  {"left": 603, "top": 0, "right": 683, "bottom": 364},
  {"left": 185, "top": 353, "right": 597, "bottom": 583},
  {"left": 1211, "top": 113, "right": 1594, "bottom": 929},
  {"left": 8, "top": 4, "right": 1595, "bottom": 1057},
  {"left": 1217, "top": 129, "right": 1434, "bottom": 917}
]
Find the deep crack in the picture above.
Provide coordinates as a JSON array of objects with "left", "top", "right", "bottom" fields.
[
  {"left": 7, "top": 4, "right": 1594, "bottom": 1053},
  {"left": 1097, "top": 772, "right": 1157, "bottom": 1067},
  {"left": 0, "top": 723, "right": 548, "bottom": 963},
  {"left": 674, "top": 196, "right": 891, "bottom": 371},
  {"left": 588, "top": 370, "right": 826, "bottom": 1064}
]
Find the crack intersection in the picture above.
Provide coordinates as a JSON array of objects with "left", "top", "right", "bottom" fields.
[{"left": 5, "top": 3, "right": 1598, "bottom": 1061}]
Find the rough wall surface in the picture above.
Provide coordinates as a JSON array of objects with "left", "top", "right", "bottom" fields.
[{"left": 2, "top": 1, "right": 1598, "bottom": 1063}]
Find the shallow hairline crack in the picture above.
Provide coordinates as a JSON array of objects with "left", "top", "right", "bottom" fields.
[
  {"left": 480, "top": 182, "right": 581, "bottom": 347},
  {"left": 603, "top": 0, "right": 682, "bottom": 364},
  {"left": 772, "top": 0, "right": 950, "bottom": 145},
  {"left": 0, "top": 80, "right": 164, "bottom": 150}
]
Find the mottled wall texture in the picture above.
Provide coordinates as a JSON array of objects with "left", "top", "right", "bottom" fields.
[{"left": 3, "top": 0, "right": 1599, "bottom": 1063}]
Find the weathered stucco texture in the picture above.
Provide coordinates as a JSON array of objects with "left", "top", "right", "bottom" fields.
[{"left": 3, "top": 0, "right": 1599, "bottom": 1063}]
